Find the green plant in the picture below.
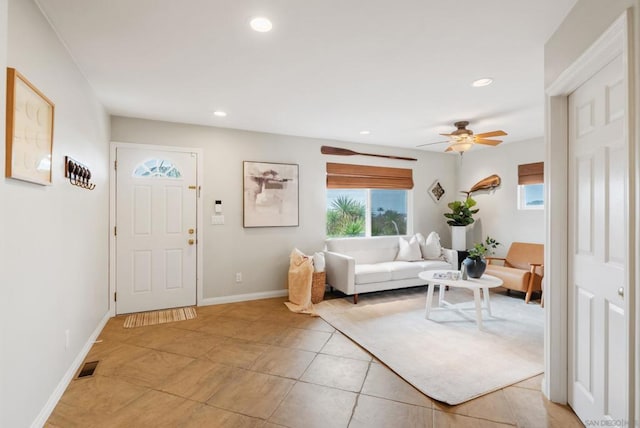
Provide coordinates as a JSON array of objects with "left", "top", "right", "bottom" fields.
[
  {"left": 444, "top": 197, "right": 479, "bottom": 226},
  {"left": 467, "top": 236, "right": 500, "bottom": 260},
  {"left": 326, "top": 196, "right": 366, "bottom": 237}
]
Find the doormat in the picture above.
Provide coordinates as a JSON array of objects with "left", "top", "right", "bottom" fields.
[{"left": 123, "top": 307, "right": 197, "bottom": 328}]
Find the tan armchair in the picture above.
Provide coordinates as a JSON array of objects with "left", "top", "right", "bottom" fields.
[{"left": 485, "top": 242, "right": 544, "bottom": 304}]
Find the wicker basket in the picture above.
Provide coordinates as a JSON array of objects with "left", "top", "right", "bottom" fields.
[{"left": 311, "top": 271, "right": 326, "bottom": 304}]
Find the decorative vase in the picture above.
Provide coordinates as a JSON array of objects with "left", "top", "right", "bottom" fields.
[
  {"left": 451, "top": 225, "right": 467, "bottom": 251},
  {"left": 462, "top": 257, "right": 486, "bottom": 278}
]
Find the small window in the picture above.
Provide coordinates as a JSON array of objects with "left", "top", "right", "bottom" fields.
[
  {"left": 518, "top": 162, "right": 544, "bottom": 210},
  {"left": 518, "top": 183, "right": 544, "bottom": 210},
  {"left": 133, "top": 159, "right": 182, "bottom": 178}
]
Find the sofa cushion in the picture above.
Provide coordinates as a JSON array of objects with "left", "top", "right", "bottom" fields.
[
  {"left": 326, "top": 236, "right": 399, "bottom": 264},
  {"left": 484, "top": 264, "right": 533, "bottom": 292},
  {"left": 414, "top": 260, "right": 452, "bottom": 271},
  {"left": 381, "top": 261, "right": 425, "bottom": 280},
  {"left": 396, "top": 236, "right": 422, "bottom": 261},
  {"left": 354, "top": 264, "right": 393, "bottom": 284}
]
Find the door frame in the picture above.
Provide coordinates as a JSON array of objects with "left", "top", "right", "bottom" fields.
[
  {"left": 109, "top": 142, "right": 204, "bottom": 317},
  {"left": 545, "top": 9, "right": 637, "bottom": 423}
]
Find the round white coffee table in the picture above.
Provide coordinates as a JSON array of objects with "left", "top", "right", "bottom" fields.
[{"left": 418, "top": 270, "right": 503, "bottom": 329}]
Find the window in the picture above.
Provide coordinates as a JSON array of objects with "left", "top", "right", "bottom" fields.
[
  {"left": 325, "top": 163, "right": 412, "bottom": 237},
  {"left": 133, "top": 159, "right": 182, "bottom": 178},
  {"left": 518, "top": 183, "right": 544, "bottom": 210},
  {"left": 518, "top": 162, "right": 544, "bottom": 210},
  {"left": 326, "top": 189, "right": 409, "bottom": 237}
]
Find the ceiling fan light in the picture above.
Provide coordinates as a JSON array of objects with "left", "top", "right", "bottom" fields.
[{"left": 450, "top": 142, "right": 473, "bottom": 152}]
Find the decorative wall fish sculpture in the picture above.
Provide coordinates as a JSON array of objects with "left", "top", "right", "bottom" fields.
[{"left": 462, "top": 174, "right": 501, "bottom": 197}]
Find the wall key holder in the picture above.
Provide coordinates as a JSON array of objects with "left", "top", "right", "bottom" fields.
[{"left": 65, "top": 156, "right": 96, "bottom": 190}]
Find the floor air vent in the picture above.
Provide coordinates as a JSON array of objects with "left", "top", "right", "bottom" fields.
[{"left": 77, "top": 361, "right": 99, "bottom": 378}]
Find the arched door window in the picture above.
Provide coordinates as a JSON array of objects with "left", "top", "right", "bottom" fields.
[{"left": 133, "top": 159, "right": 182, "bottom": 178}]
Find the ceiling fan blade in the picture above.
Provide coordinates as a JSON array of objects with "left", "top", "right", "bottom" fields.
[
  {"left": 474, "top": 130, "right": 507, "bottom": 138},
  {"left": 416, "top": 140, "right": 449, "bottom": 147},
  {"left": 439, "top": 133, "right": 455, "bottom": 137},
  {"left": 444, "top": 146, "right": 454, "bottom": 152},
  {"left": 474, "top": 139, "right": 502, "bottom": 146}
]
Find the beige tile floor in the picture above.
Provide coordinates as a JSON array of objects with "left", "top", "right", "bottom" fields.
[{"left": 46, "top": 296, "right": 583, "bottom": 428}]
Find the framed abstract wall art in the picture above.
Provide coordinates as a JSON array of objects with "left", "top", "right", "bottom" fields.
[
  {"left": 5, "top": 68, "right": 55, "bottom": 185},
  {"left": 243, "top": 161, "right": 299, "bottom": 227},
  {"left": 429, "top": 179, "right": 445, "bottom": 203}
]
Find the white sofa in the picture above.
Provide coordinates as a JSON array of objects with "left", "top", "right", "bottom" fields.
[{"left": 324, "top": 235, "right": 457, "bottom": 303}]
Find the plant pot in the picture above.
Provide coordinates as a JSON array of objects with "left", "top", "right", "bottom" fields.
[
  {"left": 462, "top": 257, "right": 486, "bottom": 279},
  {"left": 451, "top": 225, "right": 467, "bottom": 251}
]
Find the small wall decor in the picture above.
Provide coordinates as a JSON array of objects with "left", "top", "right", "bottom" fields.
[
  {"left": 243, "top": 161, "right": 299, "bottom": 227},
  {"left": 429, "top": 180, "right": 445, "bottom": 203},
  {"left": 5, "top": 68, "right": 55, "bottom": 185},
  {"left": 65, "top": 156, "right": 96, "bottom": 190},
  {"left": 462, "top": 174, "right": 501, "bottom": 197}
]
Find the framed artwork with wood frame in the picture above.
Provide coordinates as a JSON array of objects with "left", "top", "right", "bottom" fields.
[{"left": 5, "top": 68, "right": 55, "bottom": 185}]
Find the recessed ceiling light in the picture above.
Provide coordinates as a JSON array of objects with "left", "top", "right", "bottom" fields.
[
  {"left": 471, "top": 78, "right": 493, "bottom": 87},
  {"left": 213, "top": 111, "right": 227, "bottom": 117},
  {"left": 250, "top": 17, "right": 273, "bottom": 32},
  {"left": 359, "top": 130, "right": 371, "bottom": 135}
]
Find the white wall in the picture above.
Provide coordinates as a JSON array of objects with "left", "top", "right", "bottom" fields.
[
  {"left": 111, "top": 116, "right": 458, "bottom": 300},
  {"left": 544, "top": 0, "right": 633, "bottom": 87},
  {"left": 0, "top": 1, "right": 110, "bottom": 426},
  {"left": 0, "top": 0, "right": 8, "bottom": 423},
  {"left": 456, "top": 138, "right": 545, "bottom": 256},
  {"left": 544, "top": 0, "right": 640, "bottom": 417}
]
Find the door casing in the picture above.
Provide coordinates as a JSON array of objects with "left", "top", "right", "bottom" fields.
[
  {"left": 109, "top": 142, "right": 204, "bottom": 316},
  {"left": 545, "top": 10, "right": 637, "bottom": 425}
]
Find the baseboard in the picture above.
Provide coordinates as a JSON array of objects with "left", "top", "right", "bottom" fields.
[
  {"left": 31, "top": 311, "right": 111, "bottom": 428},
  {"left": 200, "top": 289, "right": 288, "bottom": 306}
]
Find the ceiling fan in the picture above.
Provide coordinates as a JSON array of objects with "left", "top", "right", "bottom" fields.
[{"left": 417, "top": 121, "right": 507, "bottom": 154}]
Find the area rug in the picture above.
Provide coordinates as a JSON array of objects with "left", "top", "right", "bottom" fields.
[
  {"left": 315, "top": 287, "right": 543, "bottom": 405},
  {"left": 123, "top": 306, "right": 197, "bottom": 328}
]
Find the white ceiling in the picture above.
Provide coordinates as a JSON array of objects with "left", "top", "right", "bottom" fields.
[{"left": 36, "top": 0, "right": 577, "bottom": 150}]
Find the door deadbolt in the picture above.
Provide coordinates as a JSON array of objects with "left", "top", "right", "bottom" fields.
[{"left": 188, "top": 228, "right": 195, "bottom": 234}]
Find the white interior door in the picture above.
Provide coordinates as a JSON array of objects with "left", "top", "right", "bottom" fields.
[
  {"left": 115, "top": 147, "right": 198, "bottom": 314},
  {"left": 568, "top": 54, "right": 627, "bottom": 423}
]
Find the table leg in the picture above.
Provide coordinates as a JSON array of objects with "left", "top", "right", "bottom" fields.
[
  {"left": 425, "top": 283, "right": 435, "bottom": 319},
  {"left": 473, "top": 288, "right": 483, "bottom": 329},
  {"left": 483, "top": 287, "right": 492, "bottom": 316},
  {"left": 438, "top": 282, "right": 445, "bottom": 307}
]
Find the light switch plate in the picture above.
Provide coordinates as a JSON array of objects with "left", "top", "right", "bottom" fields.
[{"left": 211, "top": 215, "right": 225, "bottom": 225}]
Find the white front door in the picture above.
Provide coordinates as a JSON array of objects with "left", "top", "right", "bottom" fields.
[
  {"left": 568, "top": 54, "right": 627, "bottom": 423},
  {"left": 115, "top": 147, "right": 198, "bottom": 314}
]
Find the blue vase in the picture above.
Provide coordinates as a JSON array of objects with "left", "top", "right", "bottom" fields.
[{"left": 462, "top": 257, "right": 486, "bottom": 278}]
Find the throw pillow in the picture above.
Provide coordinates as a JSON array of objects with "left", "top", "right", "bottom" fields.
[
  {"left": 312, "top": 252, "right": 325, "bottom": 272},
  {"left": 396, "top": 235, "right": 422, "bottom": 261},
  {"left": 421, "top": 231, "right": 443, "bottom": 260}
]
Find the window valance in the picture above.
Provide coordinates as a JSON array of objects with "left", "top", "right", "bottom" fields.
[{"left": 326, "top": 162, "right": 414, "bottom": 189}]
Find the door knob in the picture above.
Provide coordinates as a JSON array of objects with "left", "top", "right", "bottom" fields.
[
  {"left": 188, "top": 239, "right": 195, "bottom": 245},
  {"left": 618, "top": 287, "right": 624, "bottom": 298}
]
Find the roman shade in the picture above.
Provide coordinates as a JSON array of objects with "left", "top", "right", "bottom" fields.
[
  {"left": 518, "top": 162, "right": 544, "bottom": 185},
  {"left": 326, "top": 162, "right": 414, "bottom": 189}
]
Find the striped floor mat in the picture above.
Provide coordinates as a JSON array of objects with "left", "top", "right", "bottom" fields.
[{"left": 123, "top": 306, "right": 197, "bottom": 328}]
